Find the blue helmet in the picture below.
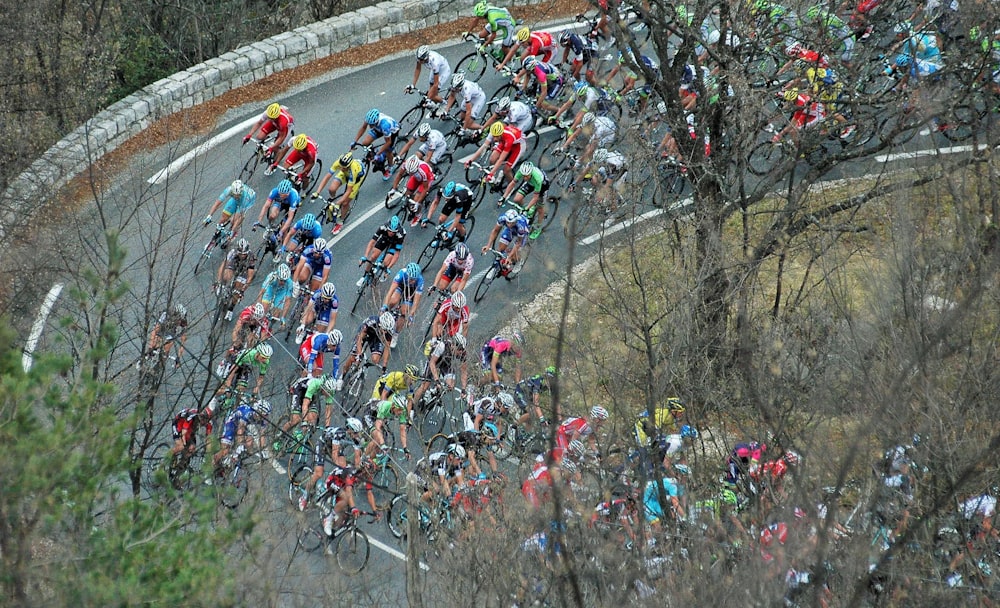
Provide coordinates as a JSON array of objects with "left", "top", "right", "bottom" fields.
[
  {"left": 680, "top": 425, "right": 698, "bottom": 439},
  {"left": 366, "top": 108, "right": 380, "bottom": 125},
  {"left": 573, "top": 81, "right": 589, "bottom": 97},
  {"left": 300, "top": 213, "right": 316, "bottom": 231},
  {"left": 895, "top": 54, "right": 911, "bottom": 67},
  {"left": 388, "top": 215, "right": 401, "bottom": 231},
  {"left": 277, "top": 179, "right": 295, "bottom": 195},
  {"left": 406, "top": 262, "right": 421, "bottom": 277},
  {"left": 443, "top": 181, "right": 456, "bottom": 198}
]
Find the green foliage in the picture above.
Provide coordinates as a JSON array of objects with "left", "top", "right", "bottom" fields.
[{"left": 107, "top": 34, "right": 178, "bottom": 105}]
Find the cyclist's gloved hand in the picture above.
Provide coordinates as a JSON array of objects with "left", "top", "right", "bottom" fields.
[
  {"left": 310, "top": 191, "right": 321, "bottom": 200},
  {"left": 332, "top": 378, "right": 344, "bottom": 392},
  {"left": 351, "top": 508, "right": 360, "bottom": 518},
  {"left": 242, "top": 135, "right": 252, "bottom": 145}
]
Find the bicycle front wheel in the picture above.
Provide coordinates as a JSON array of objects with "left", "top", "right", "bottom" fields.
[
  {"left": 298, "top": 527, "right": 324, "bottom": 552},
  {"left": 240, "top": 152, "right": 261, "bottom": 182},
  {"left": 192, "top": 238, "right": 217, "bottom": 275},
  {"left": 473, "top": 263, "right": 499, "bottom": 303},
  {"left": 218, "top": 467, "right": 249, "bottom": 509},
  {"left": 417, "top": 238, "right": 440, "bottom": 271},
  {"left": 455, "top": 51, "right": 489, "bottom": 81},
  {"left": 387, "top": 494, "right": 409, "bottom": 541},
  {"left": 539, "top": 196, "right": 559, "bottom": 232},
  {"left": 369, "top": 463, "right": 400, "bottom": 510},
  {"left": 398, "top": 106, "right": 425, "bottom": 139},
  {"left": 288, "top": 464, "right": 313, "bottom": 507},
  {"left": 336, "top": 527, "right": 371, "bottom": 574}
]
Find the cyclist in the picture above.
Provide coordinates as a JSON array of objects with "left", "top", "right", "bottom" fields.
[
  {"left": 372, "top": 364, "right": 420, "bottom": 404},
  {"left": 243, "top": 102, "right": 294, "bottom": 162},
  {"left": 297, "top": 421, "right": 369, "bottom": 512},
  {"left": 421, "top": 180, "right": 473, "bottom": 238},
  {"left": 770, "top": 89, "right": 827, "bottom": 144},
  {"left": 499, "top": 26, "right": 555, "bottom": 72},
  {"left": 517, "top": 56, "right": 564, "bottom": 114},
  {"left": 338, "top": 312, "right": 395, "bottom": 384},
  {"left": 231, "top": 302, "right": 271, "bottom": 353},
  {"left": 389, "top": 155, "right": 436, "bottom": 226},
  {"left": 465, "top": 121, "right": 524, "bottom": 188},
  {"left": 383, "top": 262, "right": 425, "bottom": 347},
  {"left": 360, "top": 215, "right": 406, "bottom": 277},
  {"left": 203, "top": 179, "right": 256, "bottom": 237},
  {"left": 321, "top": 465, "right": 362, "bottom": 536},
  {"left": 522, "top": 456, "right": 575, "bottom": 509},
  {"left": 481, "top": 208, "right": 529, "bottom": 274},
  {"left": 309, "top": 153, "right": 366, "bottom": 237},
  {"left": 430, "top": 242, "right": 475, "bottom": 294},
  {"left": 167, "top": 407, "right": 212, "bottom": 462},
  {"left": 482, "top": 95, "right": 534, "bottom": 135},
  {"left": 256, "top": 263, "right": 295, "bottom": 326},
  {"left": 296, "top": 282, "right": 339, "bottom": 344},
  {"left": 552, "top": 81, "right": 616, "bottom": 129},
  {"left": 502, "top": 161, "right": 550, "bottom": 240},
  {"left": 206, "top": 343, "right": 274, "bottom": 418},
  {"left": 395, "top": 123, "right": 448, "bottom": 180},
  {"left": 352, "top": 108, "right": 401, "bottom": 180},
  {"left": 293, "top": 237, "right": 332, "bottom": 295},
  {"left": 558, "top": 30, "right": 597, "bottom": 85},
  {"left": 413, "top": 333, "right": 469, "bottom": 408},
  {"left": 364, "top": 393, "right": 411, "bottom": 460},
  {"left": 473, "top": 1, "right": 517, "bottom": 51},
  {"left": 211, "top": 399, "right": 272, "bottom": 473},
  {"left": 471, "top": 390, "right": 515, "bottom": 476},
  {"left": 215, "top": 238, "right": 257, "bottom": 321},
  {"left": 144, "top": 302, "right": 188, "bottom": 367},
  {"left": 442, "top": 72, "right": 487, "bottom": 131},
  {"left": 561, "top": 112, "right": 617, "bottom": 166},
  {"left": 479, "top": 331, "right": 523, "bottom": 387},
  {"left": 298, "top": 329, "right": 343, "bottom": 381},
  {"left": 514, "top": 366, "right": 555, "bottom": 428},
  {"left": 643, "top": 473, "right": 686, "bottom": 529},
  {"left": 279, "top": 213, "right": 322, "bottom": 260},
  {"left": 556, "top": 405, "right": 608, "bottom": 454},
  {"left": 724, "top": 440, "right": 767, "bottom": 492},
  {"left": 268, "top": 133, "right": 317, "bottom": 187},
  {"left": 253, "top": 179, "right": 301, "bottom": 238},
  {"left": 280, "top": 375, "right": 340, "bottom": 456},
  {"left": 419, "top": 444, "right": 467, "bottom": 504},
  {"left": 409, "top": 45, "right": 452, "bottom": 104},
  {"left": 429, "top": 289, "right": 470, "bottom": 340}
]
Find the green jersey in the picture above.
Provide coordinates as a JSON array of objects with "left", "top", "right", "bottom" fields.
[{"left": 235, "top": 346, "right": 270, "bottom": 376}]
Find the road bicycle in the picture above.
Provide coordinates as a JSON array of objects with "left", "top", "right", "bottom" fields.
[
  {"left": 145, "top": 440, "right": 207, "bottom": 493},
  {"left": 212, "top": 443, "right": 253, "bottom": 509},
  {"left": 270, "top": 415, "right": 316, "bottom": 479},
  {"left": 251, "top": 218, "right": 283, "bottom": 264},
  {"left": 412, "top": 379, "right": 464, "bottom": 443},
  {"left": 211, "top": 263, "right": 253, "bottom": 327},
  {"left": 503, "top": 194, "right": 560, "bottom": 236},
  {"left": 280, "top": 160, "right": 323, "bottom": 198},
  {"left": 383, "top": 188, "right": 426, "bottom": 227},
  {"left": 454, "top": 32, "right": 517, "bottom": 81},
  {"left": 398, "top": 87, "right": 441, "bottom": 138},
  {"left": 297, "top": 510, "right": 374, "bottom": 574},
  {"left": 415, "top": 215, "right": 476, "bottom": 272},
  {"left": 464, "top": 159, "right": 507, "bottom": 211},
  {"left": 193, "top": 223, "right": 234, "bottom": 275},
  {"left": 386, "top": 492, "right": 458, "bottom": 545},
  {"left": 340, "top": 358, "right": 383, "bottom": 417},
  {"left": 239, "top": 134, "right": 282, "bottom": 182},
  {"left": 282, "top": 281, "right": 314, "bottom": 342},
  {"left": 358, "top": 443, "right": 405, "bottom": 510},
  {"left": 473, "top": 247, "right": 529, "bottom": 303},
  {"left": 351, "top": 253, "right": 390, "bottom": 315}
]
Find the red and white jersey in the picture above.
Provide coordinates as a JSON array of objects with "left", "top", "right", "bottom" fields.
[
  {"left": 558, "top": 416, "right": 592, "bottom": 440},
  {"left": 435, "top": 299, "right": 470, "bottom": 337},
  {"left": 262, "top": 106, "right": 294, "bottom": 132},
  {"left": 442, "top": 250, "right": 474, "bottom": 275}
]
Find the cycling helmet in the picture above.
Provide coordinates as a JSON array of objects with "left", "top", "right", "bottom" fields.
[
  {"left": 560, "top": 459, "right": 578, "bottom": 474},
  {"left": 559, "top": 31, "right": 572, "bottom": 46},
  {"left": 895, "top": 54, "right": 911, "bottom": 67},
  {"left": 265, "top": 103, "right": 281, "bottom": 119},
  {"left": 518, "top": 161, "right": 535, "bottom": 177},
  {"left": 510, "top": 330, "right": 524, "bottom": 345},
  {"left": 516, "top": 27, "right": 531, "bottom": 43},
  {"left": 292, "top": 134, "right": 308, "bottom": 151},
  {"left": 680, "top": 425, "right": 699, "bottom": 439},
  {"left": 893, "top": 21, "right": 912, "bottom": 35},
  {"left": 277, "top": 264, "right": 291, "bottom": 281},
  {"left": 592, "top": 148, "right": 609, "bottom": 164},
  {"left": 448, "top": 443, "right": 467, "bottom": 459},
  {"left": 453, "top": 333, "right": 467, "bottom": 350},
  {"left": 656, "top": 101, "right": 668, "bottom": 114},
  {"left": 379, "top": 311, "right": 396, "bottom": 331},
  {"left": 404, "top": 155, "right": 421, "bottom": 174},
  {"left": 322, "top": 425, "right": 338, "bottom": 440},
  {"left": 568, "top": 439, "right": 586, "bottom": 458},
  {"left": 253, "top": 399, "right": 272, "bottom": 417},
  {"left": 404, "top": 364, "right": 420, "bottom": 378},
  {"left": 406, "top": 262, "right": 422, "bottom": 277},
  {"left": 391, "top": 393, "right": 408, "bottom": 410},
  {"left": 453, "top": 243, "right": 470, "bottom": 261},
  {"left": 503, "top": 209, "right": 519, "bottom": 224},
  {"left": 450, "top": 72, "right": 466, "bottom": 91},
  {"left": 720, "top": 488, "right": 739, "bottom": 506},
  {"left": 321, "top": 282, "right": 336, "bottom": 298},
  {"left": 327, "top": 329, "right": 343, "bottom": 345},
  {"left": 495, "top": 96, "right": 511, "bottom": 112},
  {"left": 522, "top": 56, "right": 537, "bottom": 70},
  {"left": 313, "top": 238, "right": 328, "bottom": 251},
  {"left": 489, "top": 121, "right": 505, "bottom": 137},
  {"left": 582, "top": 112, "right": 597, "bottom": 126},
  {"left": 236, "top": 238, "right": 251, "bottom": 254},
  {"left": 388, "top": 215, "right": 401, "bottom": 231},
  {"left": 443, "top": 181, "right": 457, "bottom": 198},
  {"left": 366, "top": 108, "right": 380, "bottom": 125},
  {"left": 574, "top": 81, "right": 589, "bottom": 98},
  {"left": 230, "top": 179, "right": 244, "bottom": 196},
  {"left": 173, "top": 302, "right": 188, "bottom": 318},
  {"left": 346, "top": 417, "right": 363, "bottom": 433},
  {"left": 322, "top": 377, "right": 338, "bottom": 393},
  {"left": 300, "top": 213, "right": 317, "bottom": 231},
  {"left": 416, "top": 123, "right": 431, "bottom": 138},
  {"left": 665, "top": 397, "right": 685, "bottom": 414},
  {"left": 277, "top": 179, "right": 295, "bottom": 195},
  {"left": 416, "top": 45, "right": 430, "bottom": 61},
  {"left": 497, "top": 391, "right": 515, "bottom": 409},
  {"left": 257, "top": 342, "right": 274, "bottom": 358},
  {"left": 251, "top": 303, "right": 265, "bottom": 319},
  {"left": 448, "top": 291, "right": 467, "bottom": 310},
  {"left": 338, "top": 152, "right": 353, "bottom": 167},
  {"left": 590, "top": 405, "right": 609, "bottom": 420},
  {"left": 545, "top": 365, "right": 557, "bottom": 376},
  {"left": 784, "top": 450, "right": 801, "bottom": 466},
  {"left": 782, "top": 88, "right": 800, "bottom": 102},
  {"left": 473, "top": 1, "right": 488, "bottom": 17}
]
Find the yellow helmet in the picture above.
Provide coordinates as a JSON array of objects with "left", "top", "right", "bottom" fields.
[
  {"left": 516, "top": 27, "right": 531, "bottom": 42},
  {"left": 489, "top": 121, "right": 505, "bottom": 137},
  {"left": 292, "top": 134, "right": 308, "bottom": 150},
  {"left": 266, "top": 103, "right": 281, "bottom": 119},
  {"left": 782, "top": 88, "right": 800, "bottom": 102}
]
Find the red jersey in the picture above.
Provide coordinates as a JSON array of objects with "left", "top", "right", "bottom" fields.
[
  {"left": 405, "top": 161, "right": 436, "bottom": 193},
  {"left": 494, "top": 125, "right": 524, "bottom": 153},
  {"left": 527, "top": 32, "right": 554, "bottom": 56},
  {"left": 435, "top": 299, "right": 470, "bottom": 337},
  {"left": 285, "top": 136, "right": 318, "bottom": 167}
]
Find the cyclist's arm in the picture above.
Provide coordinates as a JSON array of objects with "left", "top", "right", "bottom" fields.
[
  {"left": 410, "top": 61, "right": 422, "bottom": 88},
  {"left": 502, "top": 176, "right": 520, "bottom": 200}
]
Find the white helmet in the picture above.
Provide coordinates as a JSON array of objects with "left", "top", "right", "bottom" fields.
[
  {"left": 313, "top": 238, "right": 328, "bottom": 251},
  {"left": 416, "top": 123, "right": 431, "bottom": 138},
  {"left": 257, "top": 342, "right": 274, "bottom": 358},
  {"left": 496, "top": 96, "right": 511, "bottom": 111},
  {"left": 450, "top": 290, "right": 467, "bottom": 309},
  {"left": 416, "top": 45, "right": 430, "bottom": 60},
  {"left": 450, "top": 71, "right": 466, "bottom": 91},
  {"left": 277, "top": 264, "right": 291, "bottom": 281},
  {"left": 497, "top": 391, "right": 515, "bottom": 409},
  {"left": 346, "top": 417, "right": 363, "bottom": 433},
  {"left": 593, "top": 149, "right": 609, "bottom": 164},
  {"left": 251, "top": 303, "right": 265, "bottom": 319},
  {"left": 379, "top": 312, "right": 396, "bottom": 331},
  {"left": 448, "top": 443, "right": 467, "bottom": 459},
  {"left": 405, "top": 155, "right": 421, "bottom": 174},
  {"left": 230, "top": 179, "right": 244, "bottom": 196},
  {"left": 327, "top": 329, "right": 343, "bottom": 345}
]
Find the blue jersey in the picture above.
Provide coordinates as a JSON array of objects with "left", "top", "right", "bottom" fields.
[
  {"left": 220, "top": 185, "right": 257, "bottom": 214},
  {"left": 391, "top": 270, "right": 424, "bottom": 299},
  {"left": 306, "top": 333, "right": 341, "bottom": 376},
  {"left": 261, "top": 273, "right": 295, "bottom": 305},
  {"left": 302, "top": 246, "right": 333, "bottom": 272},
  {"left": 310, "top": 290, "right": 339, "bottom": 315},
  {"left": 221, "top": 404, "right": 255, "bottom": 444},
  {"left": 497, "top": 213, "right": 530, "bottom": 239},
  {"left": 372, "top": 114, "right": 401, "bottom": 138},
  {"left": 268, "top": 188, "right": 302, "bottom": 209},
  {"left": 291, "top": 219, "right": 323, "bottom": 241}
]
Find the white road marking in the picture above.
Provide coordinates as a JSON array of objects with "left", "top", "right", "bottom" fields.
[
  {"left": 876, "top": 143, "right": 990, "bottom": 163},
  {"left": 23, "top": 282, "right": 64, "bottom": 371},
  {"left": 147, "top": 118, "right": 258, "bottom": 185},
  {"left": 326, "top": 198, "right": 391, "bottom": 243},
  {"left": 368, "top": 535, "right": 430, "bottom": 570},
  {"left": 580, "top": 198, "right": 692, "bottom": 246}
]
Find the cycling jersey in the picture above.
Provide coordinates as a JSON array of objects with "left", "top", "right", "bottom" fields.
[
  {"left": 584, "top": 114, "right": 617, "bottom": 147},
  {"left": 234, "top": 344, "right": 271, "bottom": 377},
  {"left": 456, "top": 80, "right": 488, "bottom": 119},
  {"left": 371, "top": 224, "right": 406, "bottom": 254},
  {"left": 503, "top": 100, "right": 534, "bottom": 133},
  {"left": 405, "top": 161, "right": 435, "bottom": 194},
  {"left": 422, "top": 50, "right": 453, "bottom": 86},
  {"left": 173, "top": 408, "right": 210, "bottom": 444},
  {"left": 267, "top": 187, "right": 302, "bottom": 210},
  {"left": 418, "top": 129, "right": 448, "bottom": 165},
  {"left": 960, "top": 494, "right": 998, "bottom": 519},
  {"left": 327, "top": 159, "right": 367, "bottom": 199},
  {"left": 374, "top": 371, "right": 412, "bottom": 398},
  {"left": 425, "top": 452, "right": 462, "bottom": 479},
  {"left": 496, "top": 212, "right": 530, "bottom": 244},
  {"left": 224, "top": 250, "right": 257, "bottom": 275},
  {"left": 260, "top": 106, "right": 294, "bottom": 137},
  {"left": 261, "top": 272, "right": 295, "bottom": 308},
  {"left": 434, "top": 298, "right": 470, "bottom": 337},
  {"left": 484, "top": 6, "right": 516, "bottom": 45},
  {"left": 556, "top": 417, "right": 592, "bottom": 447},
  {"left": 491, "top": 125, "right": 525, "bottom": 167},
  {"left": 156, "top": 310, "right": 188, "bottom": 339},
  {"left": 235, "top": 307, "right": 270, "bottom": 339},
  {"left": 369, "top": 113, "right": 401, "bottom": 139},
  {"left": 472, "top": 395, "right": 503, "bottom": 419},
  {"left": 480, "top": 335, "right": 521, "bottom": 371},
  {"left": 524, "top": 31, "right": 555, "bottom": 61},
  {"left": 290, "top": 219, "right": 323, "bottom": 243},
  {"left": 325, "top": 465, "right": 356, "bottom": 493},
  {"left": 594, "top": 151, "right": 626, "bottom": 181},
  {"left": 643, "top": 477, "right": 681, "bottom": 523},
  {"left": 312, "top": 428, "right": 363, "bottom": 468},
  {"left": 308, "top": 289, "right": 339, "bottom": 325},
  {"left": 354, "top": 315, "right": 392, "bottom": 356},
  {"left": 441, "top": 250, "right": 474, "bottom": 277},
  {"left": 562, "top": 32, "right": 595, "bottom": 63},
  {"left": 285, "top": 135, "right": 318, "bottom": 167},
  {"left": 516, "top": 166, "right": 548, "bottom": 194},
  {"left": 220, "top": 404, "right": 255, "bottom": 445},
  {"left": 437, "top": 183, "right": 475, "bottom": 217},
  {"left": 527, "top": 60, "right": 561, "bottom": 91},
  {"left": 301, "top": 245, "right": 333, "bottom": 275},
  {"left": 290, "top": 376, "right": 327, "bottom": 416},
  {"left": 300, "top": 332, "right": 341, "bottom": 377},
  {"left": 219, "top": 183, "right": 257, "bottom": 215},
  {"left": 390, "top": 269, "right": 425, "bottom": 302},
  {"left": 375, "top": 397, "right": 409, "bottom": 423}
]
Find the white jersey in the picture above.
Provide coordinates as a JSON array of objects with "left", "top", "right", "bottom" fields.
[
  {"left": 419, "top": 129, "right": 449, "bottom": 164},
  {"left": 442, "top": 250, "right": 474, "bottom": 275},
  {"left": 586, "top": 115, "right": 617, "bottom": 147},
  {"left": 425, "top": 51, "right": 452, "bottom": 86},
  {"left": 960, "top": 494, "right": 997, "bottom": 519},
  {"left": 507, "top": 101, "right": 534, "bottom": 133},
  {"left": 457, "top": 81, "right": 487, "bottom": 119}
]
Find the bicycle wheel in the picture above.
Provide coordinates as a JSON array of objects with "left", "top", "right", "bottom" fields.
[
  {"left": 172, "top": 445, "right": 206, "bottom": 491},
  {"left": 747, "top": 140, "right": 789, "bottom": 176},
  {"left": 285, "top": 439, "right": 314, "bottom": 483},
  {"left": 431, "top": 152, "right": 453, "bottom": 189},
  {"left": 218, "top": 466, "right": 248, "bottom": 509},
  {"left": 473, "top": 263, "right": 499, "bottom": 303},
  {"left": 343, "top": 367, "right": 373, "bottom": 416},
  {"left": 298, "top": 527, "right": 324, "bottom": 552},
  {"left": 369, "top": 462, "right": 399, "bottom": 509},
  {"left": 455, "top": 51, "right": 488, "bottom": 81},
  {"left": 416, "top": 238, "right": 441, "bottom": 271},
  {"left": 386, "top": 494, "right": 409, "bottom": 541},
  {"left": 399, "top": 106, "right": 425, "bottom": 139},
  {"left": 350, "top": 276, "right": 370, "bottom": 315},
  {"left": 288, "top": 464, "right": 313, "bottom": 506},
  {"left": 625, "top": 16, "right": 650, "bottom": 47},
  {"left": 283, "top": 293, "right": 307, "bottom": 342},
  {"left": 537, "top": 139, "right": 568, "bottom": 174},
  {"left": 335, "top": 527, "right": 371, "bottom": 574},
  {"left": 302, "top": 158, "right": 323, "bottom": 194},
  {"left": 491, "top": 83, "right": 519, "bottom": 105},
  {"left": 426, "top": 433, "right": 457, "bottom": 456},
  {"left": 939, "top": 105, "right": 976, "bottom": 143},
  {"left": 521, "top": 127, "right": 541, "bottom": 159},
  {"left": 539, "top": 196, "right": 559, "bottom": 232},
  {"left": 415, "top": 400, "right": 447, "bottom": 443},
  {"left": 192, "top": 237, "right": 217, "bottom": 275},
  {"left": 240, "top": 151, "right": 261, "bottom": 182}
]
